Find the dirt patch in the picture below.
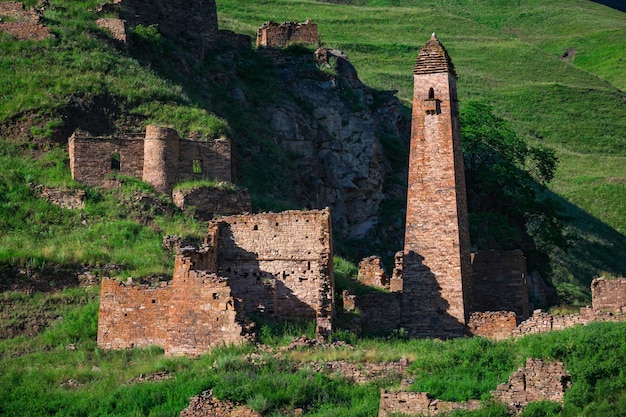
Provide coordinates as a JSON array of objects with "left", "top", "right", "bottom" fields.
[{"left": 0, "top": 2, "right": 52, "bottom": 41}]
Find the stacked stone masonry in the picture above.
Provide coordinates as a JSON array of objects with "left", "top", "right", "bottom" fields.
[
  {"left": 379, "top": 358, "right": 570, "bottom": 416},
  {"left": 401, "top": 33, "right": 471, "bottom": 338},
  {"left": 469, "top": 250, "right": 529, "bottom": 320},
  {"left": 357, "top": 256, "right": 389, "bottom": 289},
  {"left": 172, "top": 186, "right": 252, "bottom": 221},
  {"left": 256, "top": 20, "right": 319, "bottom": 48},
  {"left": 69, "top": 125, "right": 231, "bottom": 194},
  {"left": 468, "top": 278, "right": 626, "bottom": 340},
  {"left": 213, "top": 209, "right": 334, "bottom": 338},
  {"left": 97, "top": 209, "right": 334, "bottom": 355}
]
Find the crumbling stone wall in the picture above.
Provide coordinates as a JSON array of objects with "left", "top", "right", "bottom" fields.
[
  {"left": 98, "top": 209, "right": 335, "bottom": 355},
  {"left": 99, "top": 0, "right": 218, "bottom": 50},
  {"left": 69, "top": 126, "right": 232, "bottom": 194},
  {"left": 213, "top": 209, "right": 334, "bottom": 337},
  {"left": 468, "top": 250, "right": 529, "bottom": 320},
  {"left": 378, "top": 391, "right": 481, "bottom": 417},
  {"left": 467, "top": 311, "right": 518, "bottom": 341},
  {"left": 357, "top": 256, "right": 389, "bottom": 289},
  {"left": 68, "top": 134, "right": 145, "bottom": 187},
  {"left": 492, "top": 358, "right": 571, "bottom": 415},
  {"left": 256, "top": 20, "right": 318, "bottom": 48},
  {"left": 379, "top": 358, "right": 570, "bottom": 416},
  {"left": 98, "top": 246, "right": 251, "bottom": 356},
  {"left": 468, "top": 278, "right": 626, "bottom": 340},
  {"left": 172, "top": 186, "right": 251, "bottom": 221},
  {"left": 343, "top": 291, "right": 402, "bottom": 335},
  {"left": 591, "top": 277, "right": 626, "bottom": 311}
]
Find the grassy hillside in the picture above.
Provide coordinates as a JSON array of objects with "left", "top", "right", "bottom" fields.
[
  {"left": 1, "top": 0, "right": 626, "bottom": 416},
  {"left": 217, "top": 0, "right": 626, "bottom": 299}
]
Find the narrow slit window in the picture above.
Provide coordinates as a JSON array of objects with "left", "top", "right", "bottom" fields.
[
  {"left": 192, "top": 159, "right": 202, "bottom": 174},
  {"left": 111, "top": 152, "right": 121, "bottom": 171},
  {"left": 428, "top": 88, "right": 435, "bottom": 99}
]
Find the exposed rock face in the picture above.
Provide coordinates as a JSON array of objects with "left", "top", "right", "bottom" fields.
[{"left": 260, "top": 48, "right": 407, "bottom": 238}]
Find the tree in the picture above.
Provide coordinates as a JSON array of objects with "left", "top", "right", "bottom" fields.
[{"left": 461, "top": 101, "right": 567, "bottom": 253}]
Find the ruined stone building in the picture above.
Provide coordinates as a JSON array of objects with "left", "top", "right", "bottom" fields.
[
  {"left": 256, "top": 20, "right": 319, "bottom": 48},
  {"left": 96, "top": 0, "right": 218, "bottom": 49},
  {"left": 69, "top": 125, "right": 231, "bottom": 194},
  {"left": 98, "top": 209, "right": 334, "bottom": 355}
]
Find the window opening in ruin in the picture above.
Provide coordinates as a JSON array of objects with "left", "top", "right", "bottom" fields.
[
  {"left": 253, "top": 225, "right": 258, "bottom": 231},
  {"left": 111, "top": 152, "right": 121, "bottom": 171},
  {"left": 152, "top": 299, "right": 156, "bottom": 303},
  {"left": 428, "top": 87, "right": 435, "bottom": 99},
  {"left": 192, "top": 159, "right": 202, "bottom": 174},
  {"left": 212, "top": 293, "right": 219, "bottom": 299}
]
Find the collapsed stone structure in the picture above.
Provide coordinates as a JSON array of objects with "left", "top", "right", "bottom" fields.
[
  {"left": 69, "top": 125, "right": 231, "bottom": 195},
  {"left": 379, "top": 358, "right": 571, "bottom": 416},
  {"left": 95, "top": 0, "right": 218, "bottom": 49},
  {"left": 97, "top": 209, "right": 334, "bottom": 355},
  {"left": 256, "top": 20, "right": 319, "bottom": 48},
  {"left": 469, "top": 277, "right": 626, "bottom": 340}
]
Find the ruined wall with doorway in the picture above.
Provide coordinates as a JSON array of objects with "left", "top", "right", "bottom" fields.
[{"left": 213, "top": 209, "right": 334, "bottom": 336}]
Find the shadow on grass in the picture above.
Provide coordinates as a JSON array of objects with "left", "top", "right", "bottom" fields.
[{"left": 546, "top": 190, "right": 626, "bottom": 304}]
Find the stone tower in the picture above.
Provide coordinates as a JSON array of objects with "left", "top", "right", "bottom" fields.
[
  {"left": 143, "top": 125, "right": 180, "bottom": 194},
  {"left": 402, "top": 33, "right": 471, "bottom": 338}
]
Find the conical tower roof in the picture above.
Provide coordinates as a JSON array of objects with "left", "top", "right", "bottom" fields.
[{"left": 414, "top": 33, "right": 456, "bottom": 76}]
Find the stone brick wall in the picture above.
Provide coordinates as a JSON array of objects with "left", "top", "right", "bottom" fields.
[
  {"left": 97, "top": 246, "right": 251, "bottom": 356},
  {"left": 69, "top": 126, "right": 232, "bottom": 194},
  {"left": 468, "top": 311, "right": 518, "bottom": 341},
  {"left": 98, "top": 279, "right": 171, "bottom": 350},
  {"left": 468, "top": 278, "right": 626, "bottom": 340},
  {"left": 379, "top": 391, "right": 481, "bottom": 417},
  {"left": 172, "top": 186, "right": 251, "bottom": 221},
  {"left": 492, "top": 358, "right": 571, "bottom": 415},
  {"left": 402, "top": 34, "right": 471, "bottom": 338},
  {"left": 379, "top": 358, "right": 569, "bottom": 416},
  {"left": 213, "top": 209, "right": 334, "bottom": 337},
  {"left": 357, "top": 256, "right": 389, "bottom": 289},
  {"left": 468, "top": 250, "right": 529, "bottom": 319},
  {"left": 256, "top": 20, "right": 319, "bottom": 48},
  {"left": 343, "top": 291, "right": 402, "bottom": 335},
  {"left": 591, "top": 277, "right": 626, "bottom": 311},
  {"left": 69, "top": 133, "right": 145, "bottom": 187}
]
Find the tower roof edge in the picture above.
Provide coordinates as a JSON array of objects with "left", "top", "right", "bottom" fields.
[{"left": 414, "top": 34, "right": 456, "bottom": 76}]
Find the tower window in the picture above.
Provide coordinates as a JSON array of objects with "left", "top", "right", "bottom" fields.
[
  {"left": 428, "top": 88, "right": 435, "bottom": 99},
  {"left": 111, "top": 153, "right": 121, "bottom": 171},
  {"left": 192, "top": 159, "right": 202, "bottom": 174}
]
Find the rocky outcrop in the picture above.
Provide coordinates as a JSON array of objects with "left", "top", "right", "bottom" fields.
[{"left": 260, "top": 47, "right": 407, "bottom": 238}]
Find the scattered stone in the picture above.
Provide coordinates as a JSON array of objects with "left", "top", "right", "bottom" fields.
[{"left": 180, "top": 390, "right": 260, "bottom": 417}]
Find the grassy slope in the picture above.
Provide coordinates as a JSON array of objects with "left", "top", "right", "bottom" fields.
[
  {"left": 1, "top": 1, "right": 626, "bottom": 415},
  {"left": 217, "top": 0, "right": 626, "bottom": 295}
]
